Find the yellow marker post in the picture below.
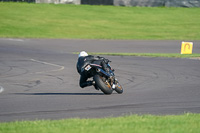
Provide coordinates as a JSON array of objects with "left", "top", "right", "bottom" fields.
[{"left": 181, "top": 42, "right": 193, "bottom": 54}]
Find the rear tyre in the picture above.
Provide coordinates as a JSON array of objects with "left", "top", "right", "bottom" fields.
[{"left": 94, "top": 75, "right": 113, "bottom": 95}]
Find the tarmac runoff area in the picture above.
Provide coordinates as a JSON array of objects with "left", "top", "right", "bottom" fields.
[{"left": 0, "top": 38, "right": 200, "bottom": 122}]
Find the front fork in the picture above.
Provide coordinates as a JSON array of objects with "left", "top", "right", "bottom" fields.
[{"left": 110, "top": 76, "right": 117, "bottom": 89}]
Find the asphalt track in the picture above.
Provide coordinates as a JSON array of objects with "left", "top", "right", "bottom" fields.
[{"left": 0, "top": 38, "right": 200, "bottom": 122}]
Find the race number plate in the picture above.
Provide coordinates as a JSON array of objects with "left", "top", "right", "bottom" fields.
[{"left": 85, "top": 65, "right": 91, "bottom": 71}]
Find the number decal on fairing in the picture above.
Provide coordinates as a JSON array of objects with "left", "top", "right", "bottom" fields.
[{"left": 85, "top": 65, "right": 91, "bottom": 71}]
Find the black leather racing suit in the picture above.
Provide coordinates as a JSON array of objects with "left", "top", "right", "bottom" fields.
[{"left": 76, "top": 55, "right": 108, "bottom": 88}]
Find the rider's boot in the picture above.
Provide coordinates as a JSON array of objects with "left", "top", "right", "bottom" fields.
[
  {"left": 80, "top": 81, "right": 93, "bottom": 88},
  {"left": 92, "top": 81, "right": 99, "bottom": 90}
]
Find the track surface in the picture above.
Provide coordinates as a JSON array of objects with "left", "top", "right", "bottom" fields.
[{"left": 0, "top": 38, "right": 200, "bottom": 122}]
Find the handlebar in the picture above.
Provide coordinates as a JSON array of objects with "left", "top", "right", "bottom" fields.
[{"left": 97, "top": 56, "right": 111, "bottom": 63}]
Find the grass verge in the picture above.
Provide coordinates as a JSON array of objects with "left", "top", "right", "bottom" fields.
[
  {"left": 75, "top": 52, "right": 200, "bottom": 58},
  {"left": 0, "top": 113, "right": 200, "bottom": 133},
  {"left": 1, "top": 3, "right": 200, "bottom": 40}
]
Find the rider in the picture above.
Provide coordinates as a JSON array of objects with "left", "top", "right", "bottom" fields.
[{"left": 76, "top": 51, "right": 109, "bottom": 88}]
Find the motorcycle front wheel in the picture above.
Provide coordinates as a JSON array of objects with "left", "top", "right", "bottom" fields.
[
  {"left": 94, "top": 75, "right": 113, "bottom": 95},
  {"left": 114, "top": 81, "right": 123, "bottom": 94}
]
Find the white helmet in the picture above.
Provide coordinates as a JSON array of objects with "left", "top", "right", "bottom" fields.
[{"left": 78, "top": 51, "right": 88, "bottom": 57}]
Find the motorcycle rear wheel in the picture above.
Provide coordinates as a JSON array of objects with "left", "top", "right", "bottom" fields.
[{"left": 94, "top": 75, "right": 113, "bottom": 95}]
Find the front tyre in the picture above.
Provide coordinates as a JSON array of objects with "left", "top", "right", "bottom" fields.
[
  {"left": 94, "top": 75, "right": 113, "bottom": 95},
  {"left": 115, "top": 81, "right": 123, "bottom": 94}
]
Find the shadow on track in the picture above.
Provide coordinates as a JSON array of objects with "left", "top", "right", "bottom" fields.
[{"left": 14, "top": 93, "right": 105, "bottom": 95}]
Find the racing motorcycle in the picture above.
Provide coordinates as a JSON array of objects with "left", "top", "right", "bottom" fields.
[{"left": 83, "top": 57, "right": 123, "bottom": 95}]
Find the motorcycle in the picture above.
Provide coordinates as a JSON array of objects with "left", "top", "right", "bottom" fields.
[{"left": 82, "top": 57, "right": 123, "bottom": 95}]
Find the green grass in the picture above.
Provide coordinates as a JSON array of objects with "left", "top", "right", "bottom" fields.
[
  {"left": 0, "top": 113, "right": 200, "bottom": 133},
  {"left": 87, "top": 53, "right": 200, "bottom": 58},
  {"left": 0, "top": 3, "right": 200, "bottom": 40}
]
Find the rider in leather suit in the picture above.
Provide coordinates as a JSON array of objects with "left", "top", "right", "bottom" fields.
[{"left": 76, "top": 51, "right": 109, "bottom": 88}]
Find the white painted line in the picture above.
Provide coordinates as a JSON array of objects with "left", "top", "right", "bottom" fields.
[
  {"left": 30, "top": 59, "right": 65, "bottom": 74},
  {"left": 0, "top": 86, "right": 4, "bottom": 93},
  {"left": 7, "top": 38, "right": 24, "bottom": 42}
]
